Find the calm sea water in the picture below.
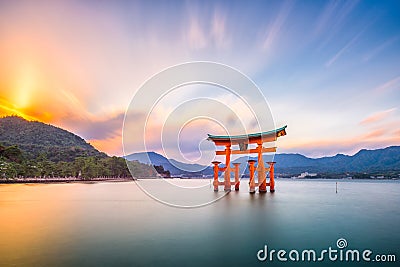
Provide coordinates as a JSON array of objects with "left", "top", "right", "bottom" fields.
[{"left": 0, "top": 179, "right": 399, "bottom": 267}]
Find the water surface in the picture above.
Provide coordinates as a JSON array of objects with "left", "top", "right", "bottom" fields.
[{"left": 0, "top": 179, "right": 399, "bottom": 266}]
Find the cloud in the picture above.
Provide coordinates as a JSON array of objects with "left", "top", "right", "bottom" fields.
[
  {"left": 0, "top": 98, "right": 37, "bottom": 120},
  {"left": 313, "top": 0, "right": 340, "bottom": 37},
  {"left": 325, "top": 21, "right": 371, "bottom": 67},
  {"left": 362, "top": 129, "right": 386, "bottom": 139},
  {"left": 363, "top": 36, "right": 399, "bottom": 62},
  {"left": 325, "top": 33, "right": 360, "bottom": 67},
  {"left": 211, "top": 8, "right": 230, "bottom": 49},
  {"left": 315, "top": 0, "right": 360, "bottom": 50},
  {"left": 60, "top": 112, "right": 125, "bottom": 140},
  {"left": 360, "top": 108, "right": 397, "bottom": 125},
  {"left": 280, "top": 127, "right": 400, "bottom": 158},
  {"left": 261, "top": 0, "right": 293, "bottom": 52},
  {"left": 374, "top": 76, "right": 400, "bottom": 94},
  {"left": 183, "top": 4, "right": 231, "bottom": 51},
  {"left": 89, "top": 134, "right": 123, "bottom": 156},
  {"left": 187, "top": 14, "right": 208, "bottom": 50}
]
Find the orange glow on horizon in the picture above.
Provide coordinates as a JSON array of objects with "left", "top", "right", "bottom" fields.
[{"left": 89, "top": 135, "right": 123, "bottom": 156}]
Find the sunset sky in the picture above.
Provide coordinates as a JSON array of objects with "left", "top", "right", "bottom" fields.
[{"left": 0, "top": 0, "right": 399, "bottom": 159}]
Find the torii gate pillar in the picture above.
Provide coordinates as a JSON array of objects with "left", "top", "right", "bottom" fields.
[{"left": 267, "top": 162, "right": 276, "bottom": 192}]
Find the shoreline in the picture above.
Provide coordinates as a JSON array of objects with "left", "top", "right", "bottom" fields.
[
  {"left": 1, "top": 177, "right": 398, "bottom": 185},
  {"left": 0, "top": 177, "right": 135, "bottom": 184}
]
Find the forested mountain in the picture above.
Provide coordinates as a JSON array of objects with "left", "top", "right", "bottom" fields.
[
  {"left": 0, "top": 116, "right": 157, "bottom": 179},
  {"left": 0, "top": 115, "right": 106, "bottom": 161}
]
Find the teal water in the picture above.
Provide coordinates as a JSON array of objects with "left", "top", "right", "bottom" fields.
[{"left": 0, "top": 179, "right": 399, "bottom": 267}]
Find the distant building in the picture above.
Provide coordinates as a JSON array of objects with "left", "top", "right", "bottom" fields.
[{"left": 296, "top": 172, "right": 317, "bottom": 178}]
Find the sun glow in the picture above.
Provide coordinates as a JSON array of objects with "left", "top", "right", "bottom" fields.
[
  {"left": 0, "top": 61, "right": 44, "bottom": 121},
  {"left": 13, "top": 63, "right": 36, "bottom": 109}
]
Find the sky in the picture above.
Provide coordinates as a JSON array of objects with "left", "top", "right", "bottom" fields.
[{"left": 0, "top": 0, "right": 399, "bottom": 161}]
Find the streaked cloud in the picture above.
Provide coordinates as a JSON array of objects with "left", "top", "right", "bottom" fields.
[
  {"left": 315, "top": 0, "right": 360, "bottom": 50},
  {"left": 60, "top": 112, "right": 125, "bottom": 140},
  {"left": 313, "top": 0, "right": 340, "bottom": 37},
  {"left": 363, "top": 36, "right": 399, "bottom": 62},
  {"left": 186, "top": 13, "right": 208, "bottom": 50},
  {"left": 362, "top": 129, "right": 386, "bottom": 139},
  {"left": 261, "top": 0, "right": 293, "bottom": 52},
  {"left": 325, "top": 31, "right": 362, "bottom": 67},
  {"left": 325, "top": 21, "right": 372, "bottom": 67},
  {"left": 211, "top": 8, "right": 230, "bottom": 49},
  {"left": 360, "top": 108, "right": 397, "bottom": 125},
  {"left": 374, "top": 76, "right": 400, "bottom": 94}
]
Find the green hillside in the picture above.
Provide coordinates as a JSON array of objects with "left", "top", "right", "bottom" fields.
[
  {"left": 0, "top": 115, "right": 106, "bottom": 161},
  {"left": 0, "top": 116, "right": 157, "bottom": 179}
]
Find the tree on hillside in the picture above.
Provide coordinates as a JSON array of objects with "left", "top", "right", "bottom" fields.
[
  {"left": 154, "top": 165, "right": 171, "bottom": 178},
  {"left": 0, "top": 144, "right": 23, "bottom": 163}
]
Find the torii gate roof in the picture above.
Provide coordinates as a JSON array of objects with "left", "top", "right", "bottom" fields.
[{"left": 207, "top": 125, "right": 287, "bottom": 146}]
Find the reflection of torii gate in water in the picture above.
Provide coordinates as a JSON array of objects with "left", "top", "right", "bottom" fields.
[{"left": 207, "top": 126, "right": 287, "bottom": 193}]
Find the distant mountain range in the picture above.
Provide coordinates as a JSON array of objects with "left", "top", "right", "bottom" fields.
[
  {"left": 124, "top": 152, "right": 212, "bottom": 176},
  {"left": 126, "top": 146, "right": 400, "bottom": 176},
  {"left": 234, "top": 146, "right": 400, "bottom": 174}
]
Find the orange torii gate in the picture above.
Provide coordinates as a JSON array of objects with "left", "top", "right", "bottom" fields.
[{"left": 207, "top": 126, "right": 287, "bottom": 193}]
